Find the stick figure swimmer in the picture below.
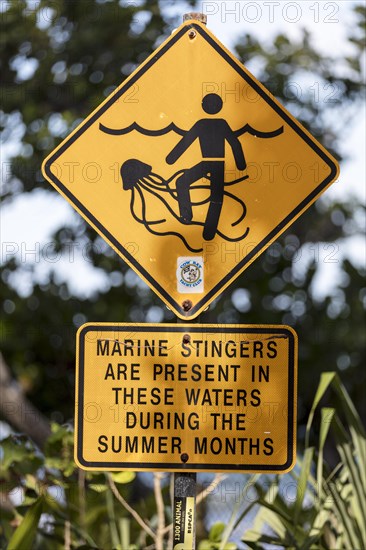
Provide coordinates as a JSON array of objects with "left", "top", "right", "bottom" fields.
[
  {"left": 100, "top": 93, "right": 283, "bottom": 250},
  {"left": 166, "top": 93, "right": 246, "bottom": 240}
]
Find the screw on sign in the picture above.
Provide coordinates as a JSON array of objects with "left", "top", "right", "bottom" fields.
[{"left": 42, "top": 14, "right": 339, "bottom": 320}]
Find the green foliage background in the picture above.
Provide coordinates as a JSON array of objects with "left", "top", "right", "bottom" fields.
[
  {"left": 1, "top": 1, "right": 365, "bottom": 548},
  {"left": 1, "top": 0, "right": 364, "bottom": 430}
]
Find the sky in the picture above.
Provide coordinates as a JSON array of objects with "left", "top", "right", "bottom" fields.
[{"left": 1, "top": 0, "right": 365, "bottom": 301}]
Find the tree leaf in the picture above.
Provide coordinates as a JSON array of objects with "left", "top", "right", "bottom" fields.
[
  {"left": 293, "top": 446, "right": 314, "bottom": 526},
  {"left": 305, "top": 372, "right": 336, "bottom": 448},
  {"left": 198, "top": 541, "right": 215, "bottom": 550},
  {"left": 7, "top": 496, "right": 44, "bottom": 550},
  {"left": 110, "top": 471, "right": 135, "bottom": 484},
  {"left": 317, "top": 407, "right": 335, "bottom": 501},
  {"left": 89, "top": 484, "right": 107, "bottom": 493},
  {"left": 0, "top": 436, "right": 35, "bottom": 472},
  {"left": 209, "top": 522, "right": 225, "bottom": 542}
]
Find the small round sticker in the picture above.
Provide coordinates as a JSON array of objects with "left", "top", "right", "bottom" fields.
[
  {"left": 177, "top": 257, "right": 204, "bottom": 293},
  {"left": 181, "top": 264, "right": 201, "bottom": 285}
]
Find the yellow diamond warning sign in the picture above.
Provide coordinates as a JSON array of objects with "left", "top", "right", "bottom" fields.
[
  {"left": 42, "top": 20, "right": 339, "bottom": 319},
  {"left": 75, "top": 323, "right": 297, "bottom": 473}
]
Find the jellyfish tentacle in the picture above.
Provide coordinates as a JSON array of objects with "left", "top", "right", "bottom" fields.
[
  {"left": 130, "top": 187, "right": 152, "bottom": 228},
  {"left": 132, "top": 185, "right": 166, "bottom": 225},
  {"left": 222, "top": 190, "right": 247, "bottom": 227},
  {"left": 139, "top": 181, "right": 182, "bottom": 222},
  {"left": 124, "top": 162, "right": 251, "bottom": 249},
  {"left": 182, "top": 183, "right": 212, "bottom": 207},
  {"left": 142, "top": 172, "right": 179, "bottom": 201},
  {"left": 138, "top": 179, "right": 206, "bottom": 227},
  {"left": 141, "top": 177, "right": 167, "bottom": 192},
  {"left": 223, "top": 174, "right": 249, "bottom": 186},
  {"left": 134, "top": 185, "right": 204, "bottom": 253},
  {"left": 164, "top": 170, "right": 186, "bottom": 185},
  {"left": 137, "top": 223, "right": 204, "bottom": 253},
  {"left": 216, "top": 226, "right": 249, "bottom": 241},
  {"left": 148, "top": 174, "right": 166, "bottom": 185}
]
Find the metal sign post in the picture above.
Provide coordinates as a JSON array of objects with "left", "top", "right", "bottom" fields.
[
  {"left": 173, "top": 472, "right": 197, "bottom": 549},
  {"left": 172, "top": 304, "right": 200, "bottom": 550}
]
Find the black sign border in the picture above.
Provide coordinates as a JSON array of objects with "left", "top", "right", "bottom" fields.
[
  {"left": 76, "top": 324, "right": 296, "bottom": 472},
  {"left": 44, "top": 23, "right": 338, "bottom": 319}
]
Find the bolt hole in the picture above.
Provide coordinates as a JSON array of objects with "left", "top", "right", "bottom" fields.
[
  {"left": 188, "top": 30, "right": 196, "bottom": 39},
  {"left": 182, "top": 334, "right": 191, "bottom": 344},
  {"left": 181, "top": 453, "right": 189, "bottom": 463},
  {"left": 182, "top": 300, "right": 193, "bottom": 312}
]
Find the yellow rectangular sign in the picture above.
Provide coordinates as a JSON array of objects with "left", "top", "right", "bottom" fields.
[{"left": 75, "top": 323, "right": 297, "bottom": 473}]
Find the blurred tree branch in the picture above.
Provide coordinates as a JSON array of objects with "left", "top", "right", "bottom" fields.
[
  {"left": 107, "top": 473, "right": 156, "bottom": 541},
  {"left": 0, "top": 352, "right": 51, "bottom": 448}
]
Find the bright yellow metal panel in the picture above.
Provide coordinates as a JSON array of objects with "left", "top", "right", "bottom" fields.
[
  {"left": 42, "top": 21, "right": 339, "bottom": 319},
  {"left": 75, "top": 323, "right": 297, "bottom": 473}
]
